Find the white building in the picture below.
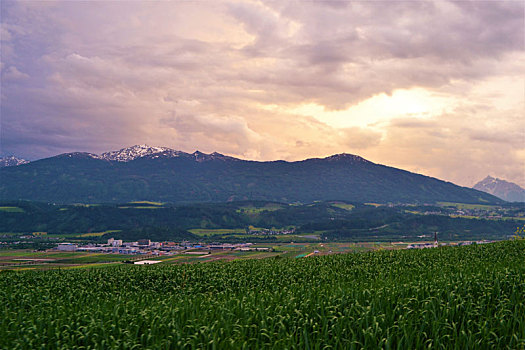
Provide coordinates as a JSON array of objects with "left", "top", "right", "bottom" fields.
[
  {"left": 111, "top": 240, "right": 123, "bottom": 247},
  {"left": 57, "top": 243, "right": 77, "bottom": 251},
  {"left": 134, "top": 260, "right": 161, "bottom": 265}
]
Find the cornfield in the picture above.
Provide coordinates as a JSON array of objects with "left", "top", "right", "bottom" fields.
[{"left": 1, "top": 241, "right": 524, "bottom": 349}]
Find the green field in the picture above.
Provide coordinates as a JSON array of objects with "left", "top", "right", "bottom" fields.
[
  {"left": 0, "top": 251, "right": 133, "bottom": 269},
  {"left": 437, "top": 202, "right": 499, "bottom": 210},
  {"left": 189, "top": 228, "right": 246, "bottom": 236},
  {"left": 79, "top": 230, "right": 122, "bottom": 237},
  {"left": 331, "top": 203, "right": 355, "bottom": 211},
  {"left": 130, "top": 201, "right": 164, "bottom": 206},
  {"left": 1, "top": 241, "right": 523, "bottom": 349},
  {"left": 118, "top": 206, "right": 163, "bottom": 209},
  {"left": 237, "top": 203, "right": 284, "bottom": 215},
  {"left": 0, "top": 251, "right": 82, "bottom": 258},
  {"left": 38, "top": 230, "right": 122, "bottom": 239},
  {"left": 0, "top": 206, "right": 24, "bottom": 213}
]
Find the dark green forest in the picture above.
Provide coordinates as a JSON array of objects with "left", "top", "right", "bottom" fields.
[{"left": 1, "top": 200, "right": 521, "bottom": 242}]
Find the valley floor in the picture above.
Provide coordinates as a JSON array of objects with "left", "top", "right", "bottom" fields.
[{"left": 0, "top": 240, "right": 481, "bottom": 271}]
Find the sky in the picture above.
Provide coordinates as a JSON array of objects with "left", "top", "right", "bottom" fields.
[{"left": 1, "top": 0, "right": 524, "bottom": 187}]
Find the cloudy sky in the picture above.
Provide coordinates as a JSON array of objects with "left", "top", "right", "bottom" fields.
[{"left": 1, "top": 0, "right": 524, "bottom": 187}]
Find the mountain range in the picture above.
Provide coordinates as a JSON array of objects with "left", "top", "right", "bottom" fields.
[
  {"left": 473, "top": 176, "right": 525, "bottom": 202},
  {"left": 0, "top": 145, "right": 501, "bottom": 204}
]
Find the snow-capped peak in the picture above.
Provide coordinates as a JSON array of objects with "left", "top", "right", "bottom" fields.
[
  {"left": 473, "top": 175, "right": 525, "bottom": 202},
  {"left": 0, "top": 156, "right": 30, "bottom": 167},
  {"left": 100, "top": 145, "right": 177, "bottom": 162}
]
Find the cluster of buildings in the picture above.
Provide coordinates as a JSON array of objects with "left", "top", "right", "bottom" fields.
[
  {"left": 407, "top": 239, "right": 494, "bottom": 249},
  {"left": 57, "top": 238, "right": 258, "bottom": 255}
]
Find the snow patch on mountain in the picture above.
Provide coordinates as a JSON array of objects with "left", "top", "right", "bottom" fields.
[
  {"left": 100, "top": 145, "right": 178, "bottom": 162},
  {"left": 57, "top": 152, "right": 102, "bottom": 160},
  {"left": 95, "top": 145, "right": 241, "bottom": 163},
  {"left": 0, "top": 156, "right": 29, "bottom": 167}
]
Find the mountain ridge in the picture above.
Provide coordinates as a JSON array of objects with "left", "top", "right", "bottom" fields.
[
  {"left": 2, "top": 145, "right": 375, "bottom": 165},
  {"left": 0, "top": 145, "right": 502, "bottom": 204}
]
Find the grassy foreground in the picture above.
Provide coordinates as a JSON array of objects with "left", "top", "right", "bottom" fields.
[{"left": 1, "top": 241, "right": 524, "bottom": 349}]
